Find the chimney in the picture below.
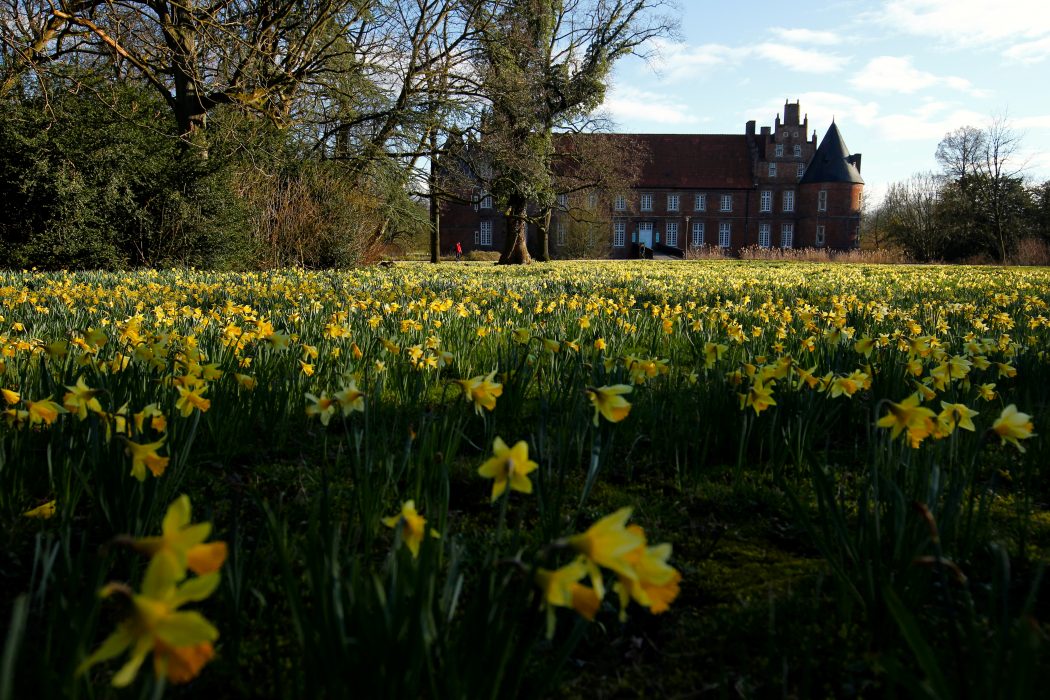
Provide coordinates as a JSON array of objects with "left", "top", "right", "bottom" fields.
[
  {"left": 784, "top": 100, "right": 800, "bottom": 127},
  {"left": 745, "top": 120, "right": 756, "bottom": 137},
  {"left": 761, "top": 126, "right": 771, "bottom": 137}
]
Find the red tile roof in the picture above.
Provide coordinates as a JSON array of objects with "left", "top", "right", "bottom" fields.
[{"left": 560, "top": 133, "right": 755, "bottom": 190}]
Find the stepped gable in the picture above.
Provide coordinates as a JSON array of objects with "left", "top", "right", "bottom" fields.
[{"left": 799, "top": 121, "right": 864, "bottom": 185}]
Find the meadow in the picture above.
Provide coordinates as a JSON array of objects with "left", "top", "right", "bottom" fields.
[{"left": 1, "top": 260, "right": 1048, "bottom": 698}]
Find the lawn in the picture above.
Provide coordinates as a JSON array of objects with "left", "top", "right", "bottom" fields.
[{"left": 1, "top": 260, "right": 1048, "bottom": 698}]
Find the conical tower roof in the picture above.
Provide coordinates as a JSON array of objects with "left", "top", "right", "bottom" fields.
[{"left": 799, "top": 122, "right": 863, "bottom": 185}]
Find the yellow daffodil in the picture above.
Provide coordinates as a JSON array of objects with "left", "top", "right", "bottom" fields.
[
  {"left": 535, "top": 557, "right": 601, "bottom": 637},
  {"left": 63, "top": 376, "right": 104, "bottom": 420},
  {"left": 938, "top": 402, "right": 978, "bottom": 432},
  {"left": 305, "top": 392, "right": 338, "bottom": 425},
  {"left": 124, "top": 437, "right": 170, "bottom": 481},
  {"left": 334, "top": 381, "right": 366, "bottom": 415},
  {"left": 77, "top": 551, "right": 220, "bottom": 687},
  {"left": 992, "top": 404, "right": 1035, "bottom": 452},
  {"left": 131, "top": 495, "right": 228, "bottom": 577},
  {"left": 567, "top": 507, "right": 645, "bottom": 598},
  {"left": 612, "top": 525, "right": 681, "bottom": 620},
  {"left": 454, "top": 370, "right": 503, "bottom": 415},
  {"left": 1, "top": 388, "right": 19, "bottom": 405},
  {"left": 23, "top": 500, "right": 57, "bottom": 519},
  {"left": 382, "top": 500, "right": 436, "bottom": 558},
  {"left": 26, "top": 397, "right": 65, "bottom": 426},
  {"left": 741, "top": 379, "right": 776, "bottom": 415},
  {"left": 877, "top": 393, "right": 937, "bottom": 448},
  {"left": 585, "top": 384, "right": 632, "bottom": 426},
  {"left": 477, "top": 437, "right": 538, "bottom": 502},
  {"left": 175, "top": 385, "right": 210, "bottom": 417}
]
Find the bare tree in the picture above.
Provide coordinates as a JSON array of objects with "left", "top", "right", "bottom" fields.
[
  {"left": 472, "top": 0, "right": 677, "bottom": 264},
  {"left": 882, "top": 171, "right": 947, "bottom": 261}
]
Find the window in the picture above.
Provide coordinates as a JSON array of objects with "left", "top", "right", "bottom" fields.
[
  {"left": 474, "top": 230, "right": 479, "bottom": 244},
  {"left": 692, "top": 221, "right": 704, "bottom": 246},
  {"left": 694, "top": 193, "right": 707, "bottom": 211},
  {"left": 557, "top": 193, "right": 568, "bottom": 209},
  {"left": 783, "top": 190, "right": 795, "bottom": 213},
  {"left": 775, "top": 144, "right": 784, "bottom": 158},
  {"left": 760, "top": 190, "right": 772, "bottom": 213},
  {"left": 768, "top": 162, "right": 777, "bottom": 177},
  {"left": 797, "top": 163, "right": 805, "bottom": 179},
  {"left": 781, "top": 223, "right": 794, "bottom": 249},
  {"left": 667, "top": 194, "right": 679, "bottom": 212},
  {"left": 758, "top": 223, "right": 771, "bottom": 248},
  {"left": 480, "top": 220, "right": 493, "bottom": 247},
  {"left": 556, "top": 221, "right": 566, "bottom": 245},
  {"left": 718, "top": 222, "right": 731, "bottom": 248},
  {"left": 480, "top": 191, "right": 492, "bottom": 209},
  {"left": 815, "top": 224, "right": 826, "bottom": 247},
  {"left": 782, "top": 130, "right": 788, "bottom": 137},
  {"left": 588, "top": 191, "right": 598, "bottom": 208},
  {"left": 792, "top": 131, "right": 798, "bottom": 138},
  {"left": 614, "top": 194, "right": 626, "bottom": 211},
  {"left": 818, "top": 190, "right": 828, "bottom": 212},
  {"left": 720, "top": 194, "right": 732, "bottom": 212},
  {"left": 666, "top": 221, "right": 679, "bottom": 247},
  {"left": 640, "top": 193, "right": 653, "bottom": 211},
  {"left": 613, "top": 220, "right": 626, "bottom": 247},
  {"left": 793, "top": 144, "right": 801, "bottom": 158}
]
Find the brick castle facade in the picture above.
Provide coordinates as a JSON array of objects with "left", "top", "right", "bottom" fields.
[{"left": 440, "top": 100, "right": 864, "bottom": 258}]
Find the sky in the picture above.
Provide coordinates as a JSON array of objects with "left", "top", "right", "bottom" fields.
[{"left": 602, "top": 0, "right": 1050, "bottom": 204}]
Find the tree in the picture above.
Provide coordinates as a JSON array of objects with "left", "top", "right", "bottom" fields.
[
  {"left": 882, "top": 172, "right": 947, "bottom": 261},
  {"left": 472, "top": 0, "right": 676, "bottom": 264}
]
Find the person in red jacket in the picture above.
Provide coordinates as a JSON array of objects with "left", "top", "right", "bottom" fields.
[{"left": 455, "top": 241, "right": 463, "bottom": 262}]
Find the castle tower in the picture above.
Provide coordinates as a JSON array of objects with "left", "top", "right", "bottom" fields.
[{"left": 798, "top": 122, "right": 864, "bottom": 248}]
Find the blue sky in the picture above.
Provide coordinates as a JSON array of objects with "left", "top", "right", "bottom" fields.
[{"left": 602, "top": 0, "right": 1050, "bottom": 204}]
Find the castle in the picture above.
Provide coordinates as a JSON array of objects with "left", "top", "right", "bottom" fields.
[{"left": 440, "top": 100, "right": 864, "bottom": 258}]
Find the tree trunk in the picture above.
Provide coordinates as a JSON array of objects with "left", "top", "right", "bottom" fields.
[
  {"left": 499, "top": 196, "right": 532, "bottom": 264},
  {"left": 165, "top": 3, "right": 208, "bottom": 155},
  {"left": 429, "top": 130, "right": 440, "bottom": 263},
  {"left": 536, "top": 208, "right": 551, "bottom": 262}
]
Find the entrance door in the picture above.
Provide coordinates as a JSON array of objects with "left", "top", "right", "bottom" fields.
[{"left": 638, "top": 222, "right": 653, "bottom": 247}]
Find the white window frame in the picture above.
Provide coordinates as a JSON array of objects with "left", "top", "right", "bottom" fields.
[
  {"left": 718, "top": 222, "right": 731, "bottom": 248},
  {"left": 666, "top": 221, "right": 679, "bottom": 247},
  {"left": 797, "top": 163, "right": 805, "bottom": 179},
  {"left": 480, "top": 191, "right": 492, "bottom": 209},
  {"left": 775, "top": 144, "right": 784, "bottom": 158},
  {"left": 479, "top": 220, "right": 493, "bottom": 247},
  {"left": 720, "top": 194, "right": 732, "bottom": 212},
  {"left": 780, "top": 223, "right": 794, "bottom": 249},
  {"left": 818, "top": 190, "right": 828, "bottom": 212},
  {"left": 614, "top": 194, "right": 626, "bottom": 211},
  {"left": 691, "top": 221, "right": 704, "bottom": 246},
  {"left": 815, "top": 225, "right": 826, "bottom": 247},
  {"left": 613, "top": 219, "right": 626, "bottom": 247},
  {"left": 793, "top": 144, "right": 801, "bottom": 158},
  {"left": 783, "top": 190, "right": 795, "bottom": 213},
  {"left": 667, "top": 194, "right": 679, "bottom": 212},
  {"left": 694, "top": 193, "right": 707, "bottom": 211},
  {"left": 557, "top": 193, "right": 568, "bottom": 209},
  {"left": 640, "top": 193, "right": 653, "bottom": 211},
  {"left": 760, "top": 190, "right": 772, "bottom": 213},
  {"left": 768, "top": 162, "right": 777, "bottom": 177},
  {"left": 556, "top": 221, "right": 566, "bottom": 245},
  {"left": 758, "top": 223, "right": 771, "bottom": 248},
  {"left": 588, "top": 191, "right": 598, "bottom": 208}
]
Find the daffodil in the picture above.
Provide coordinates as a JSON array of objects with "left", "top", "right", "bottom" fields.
[
  {"left": 26, "top": 397, "right": 65, "bottom": 426},
  {"left": 131, "top": 495, "right": 228, "bottom": 577},
  {"left": 585, "top": 384, "right": 632, "bottom": 426},
  {"left": 612, "top": 525, "right": 681, "bottom": 620},
  {"left": 454, "top": 370, "right": 503, "bottom": 415},
  {"left": 77, "top": 551, "right": 220, "bottom": 687},
  {"left": 63, "top": 376, "right": 104, "bottom": 420},
  {"left": 477, "top": 437, "right": 538, "bottom": 502},
  {"left": 938, "top": 402, "right": 978, "bottom": 432},
  {"left": 305, "top": 392, "right": 338, "bottom": 425},
  {"left": 877, "top": 393, "right": 937, "bottom": 448},
  {"left": 23, "top": 500, "right": 56, "bottom": 519},
  {"left": 382, "top": 500, "right": 436, "bottom": 558},
  {"left": 175, "top": 385, "right": 210, "bottom": 417},
  {"left": 535, "top": 557, "right": 601, "bottom": 637},
  {"left": 1, "top": 388, "right": 19, "bottom": 405},
  {"left": 567, "top": 507, "right": 645, "bottom": 598},
  {"left": 124, "top": 437, "right": 170, "bottom": 481},
  {"left": 334, "top": 381, "right": 366, "bottom": 414},
  {"left": 992, "top": 404, "right": 1035, "bottom": 452}
]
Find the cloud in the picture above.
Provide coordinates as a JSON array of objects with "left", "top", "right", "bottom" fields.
[
  {"left": 650, "top": 38, "right": 847, "bottom": 80},
  {"left": 753, "top": 43, "right": 849, "bottom": 73},
  {"left": 870, "top": 1, "right": 1050, "bottom": 60},
  {"left": 850, "top": 56, "right": 988, "bottom": 96},
  {"left": 602, "top": 85, "right": 702, "bottom": 127},
  {"left": 770, "top": 28, "right": 843, "bottom": 45},
  {"left": 1014, "top": 114, "right": 1050, "bottom": 130},
  {"left": 746, "top": 92, "right": 880, "bottom": 134},
  {"left": 1003, "top": 36, "right": 1050, "bottom": 64}
]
